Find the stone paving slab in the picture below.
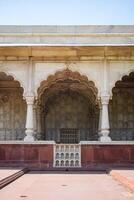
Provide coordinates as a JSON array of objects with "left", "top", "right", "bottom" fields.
[
  {"left": 110, "top": 169, "right": 134, "bottom": 192},
  {"left": 0, "top": 171, "right": 134, "bottom": 200}
]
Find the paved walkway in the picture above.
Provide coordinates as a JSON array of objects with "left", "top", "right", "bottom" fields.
[{"left": 0, "top": 171, "right": 134, "bottom": 200}]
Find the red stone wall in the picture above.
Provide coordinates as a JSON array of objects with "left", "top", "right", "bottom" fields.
[
  {"left": 0, "top": 144, "right": 134, "bottom": 169},
  {"left": 81, "top": 145, "right": 134, "bottom": 167},
  {"left": 0, "top": 144, "right": 53, "bottom": 169}
]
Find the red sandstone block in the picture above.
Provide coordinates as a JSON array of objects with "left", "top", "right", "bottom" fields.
[
  {"left": 39, "top": 145, "right": 53, "bottom": 162},
  {"left": 24, "top": 145, "right": 39, "bottom": 161},
  {"left": 81, "top": 146, "right": 93, "bottom": 163},
  {"left": 0, "top": 146, "right": 6, "bottom": 160},
  {"left": 93, "top": 146, "right": 130, "bottom": 163},
  {"left": 4, "top": 145, "right": 22, "bottom": 161}
]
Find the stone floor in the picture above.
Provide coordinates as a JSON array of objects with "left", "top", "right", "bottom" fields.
[{"left": 0, "top": 171, "right": 134, "bottom": 200}]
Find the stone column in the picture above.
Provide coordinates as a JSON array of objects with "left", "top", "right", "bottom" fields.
[
  {"left": 98, "top": 103, "right": 102, "bottom": 140},
  {"left": 36, "top": 105, "right": 42, "bottom": 140},
  {"left": 99, "top": 95, "right": 111, "bottom": 142},
  {"left": 24, "top": 95, "right": 35, "bottom": 141},
  {"left": 33, "top": 104, "right": 37, "bottom": 136}
]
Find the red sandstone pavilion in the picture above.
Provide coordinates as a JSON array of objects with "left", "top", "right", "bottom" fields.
[{"left": 0, "top": 25, "right": 134, "bottom": 169}]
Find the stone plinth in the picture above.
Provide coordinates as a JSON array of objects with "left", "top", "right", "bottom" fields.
[
  {"left": 0, "top": 142, "right": 134, "bottom": 169},
  {"left": 81, "top": 144, "right": 134, "bottom": 167},
  {"left": 0, "top": 143, "right": 53, "bottom": 169}
]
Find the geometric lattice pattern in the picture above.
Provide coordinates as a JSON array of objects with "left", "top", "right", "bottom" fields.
[{"left": 53, "top": 144, "right": 81, "bottom": 168}]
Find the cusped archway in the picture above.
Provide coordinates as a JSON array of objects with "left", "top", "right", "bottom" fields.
[
  {"left": 0, "top": 72, "right": 26, "bottom": 140},
  {"left": 36, "top": 69, "right": 99, "bottom": 142},
  {"left": 109, "top": 71, "right": 134, "bottom": 140}
]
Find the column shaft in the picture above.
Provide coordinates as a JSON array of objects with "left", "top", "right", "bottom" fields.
[
  {"left": 24, "top": 96, "right": 35, "bottom": 141},
  {"left": 98, "top": 105, "right": 102, "bottom": 139},
  {"left": 36, "top": 105, "right": 42, "bottom": 140},
  {"left": 99, "top": 95, "right": 111, "bottom": 142}
]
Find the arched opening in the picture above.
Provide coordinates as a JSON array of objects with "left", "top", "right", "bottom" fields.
[
  {"left": 0, "top": 72, "right": 26, "bottom": 140},
  {"left": 37, "top": 69, "right": 99, "bottom": 143},
  {"left": 109, "top": 71, "right": 134, "bottom": 140}
]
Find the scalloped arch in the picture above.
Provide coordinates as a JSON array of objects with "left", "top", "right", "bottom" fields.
[
  {"left": 118, "top": 69, "right": 134, "bottom": 83},
  {"left": 110, "top": 69, "right": 134, "bottom": 94},
  {"left": 37, "top": 69, "right": 98, "bottom": 103},
  {"left": 111, "top": 69, "right": 134, "bottom": 92},
  {"left": 0, "top": 71, "right": 25, "bottom": 94}
]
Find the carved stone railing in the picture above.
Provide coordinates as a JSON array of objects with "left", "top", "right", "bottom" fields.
[{"left": 53, "top": 144, "right": 81, "bottom": 168}]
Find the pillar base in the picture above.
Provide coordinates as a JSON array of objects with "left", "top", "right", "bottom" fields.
[
  {"left": 99, "top": 130, "right": 112, "bottom": 142},
  {"left": 98, "top": 131, "right": 102, "bottom": 141},
  {"left": 100, "top": 135, "right": 112, "bottom": 142},
  {"left": 24, "top": 130, "right": 35, "bottom": 142}
]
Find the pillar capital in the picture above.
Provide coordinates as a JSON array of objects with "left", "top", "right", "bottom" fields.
[
  {"left": 101, "top": 95, "right": 110, "bottom": 105},
  {"left": 101, "top": 91, "right": 110, "bottom": 105},
  {"left": 24, "top": 92, "right": 35, "bottom": 104},
  {"left": 25, "top": 96, "right": 34, "bottom": 105}
]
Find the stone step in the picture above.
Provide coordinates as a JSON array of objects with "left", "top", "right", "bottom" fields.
[
  {"left": 110, "top": 169, "right": 134, "bottom": 192},
  {"left": 0, "top": 168, "right": 29, "bottom": 189}
]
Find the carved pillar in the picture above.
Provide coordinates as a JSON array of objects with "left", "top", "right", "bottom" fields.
[
  {"left": 98, "top": 57, "right": 111, "bottom": 142},
  {"left": 24, "top": 95, "right": 35, "bottom": 141},
  {"left": 24, "top": 58, "right": 35, "bottom": 141},
  {"left": 99, "top": 95, "right": 111, "bottom": 142}
]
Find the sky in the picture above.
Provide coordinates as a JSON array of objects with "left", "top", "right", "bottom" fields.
[{"left": 0, "top": 0, "right": 134, "bottom": 25}]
